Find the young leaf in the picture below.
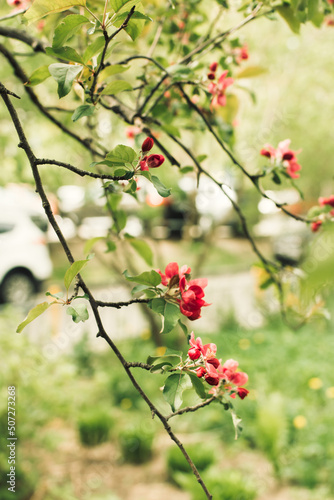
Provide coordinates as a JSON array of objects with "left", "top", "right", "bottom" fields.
[
  {"left": 49, "top": 63, "right": 83, "bottom": 98},
  {"left": 17, "top": 302, "right": 53, "bottom": 333},
  {"left": 150, "top": 175, "right": 171, "bottom": 198},
  {"left": 113, "top": 11, "right": 151, "bottom": 40},
  {"left": 188, "top": 372, "right": 207, "bottom": 399},
  {"left": 46, "top": 46, "right": 84, "bottom": 64},
  {"left": 64, "top": 259, "right": 88, "bottom": 291},
  {"left": 161, "top": 302, "right": 181, "bottom": 334},
  {"left": 83, "top": 36, "right": 105, "bottom": 64},
  {"left": 52, "top": 14, "right": 90, "bottom": 49},
  {"left": 100, "top": 80, "right": 132, "bottom": 95},
  {"left": 25, "top": 0, "right": 87, "bottom": 24},
  {"left": 235, "top": 66, "right": 267, "bottom": 79},
  {"left": 25, "top": 65, "right": 51, "bottom": 86},
  {"left": 276, "top": 5, "right": 301, "bottom": 34},
  {"left": 66, "top": 303, "right": 89, "bottom": 323},
  {"left": 163, "top": 373, "right": 192, "bottom": 411},
  {"left": 231, "top": 409, "right": 243, "bottom": 440},
  {"left": 110, "top": 0, "right": 141, "bottom": 14},
  {"left": 124, "top": 269, "right": 161, "bottom": 287},
  {"left": 148, "top": 298, "right": 181, "bottom": 334},
  {"left": 98, "top": 65, "right": 129, "bottom": 84},
  {"left": 106, "top": 144, "right": 137, "bottom": 164},
  {"left": 127, "top": 237, "right": 153, "bottom": 266},
  {"left": 72, "top": 104, "right": 95, "bottom": 122},
  {"left": 83, "top": 236, "right": 105, "bottom": 255}
]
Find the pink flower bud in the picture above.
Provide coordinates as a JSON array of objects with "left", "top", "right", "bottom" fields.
[
  {"left": 204, "top": 373, "right": 219, "bottom": 386},
  {"left": 207, "top": 358, "right": 220, "bottom": 369},
  {"left": 196, "top": 367, "right": 206, "bottom": 378},
  {"left": 188, "top": 347, "right": 201, "bottom": 360},
  {"left": 237, "top": 387, "right": 249, "bottom": 400},
  {"left": 146, "top": 154, "right": 165, "bottom": 169},
  {"left": 209, "top": 62, "right": 218, "bottom": 72},
  {"left": 142, "top": 137, "right": 154, "bottom": 152}
]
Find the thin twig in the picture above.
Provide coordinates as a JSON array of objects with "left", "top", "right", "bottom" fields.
[{"left": 166, "top": 396, "right": 217, "bottom": 420}]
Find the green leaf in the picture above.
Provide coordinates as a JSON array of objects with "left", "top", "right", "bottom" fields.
[
  {"left": 100, "top": 80, "right": 132, "bottom": 95},
  {"left": 105, "top": 240, "right": 117, "bottom": 253},
  {"left": 148, "top": 298, "right": 181, "bottom": 334},
  {"left": 52, "top": 14, "right": 89, "bottom": 49},
  {"left": 64, "top": 259, "right": 88, "bottom": 291},
  {"left": 49, "top": 63, "right": 83, "bottom": 98},
  {"left": 168, "top": 64, "right": 194, "bottom": 79},
  {"left": 161, "top": 302, "right": 182, "bottom": 334},
  {"left": 46, "top": 291, "right": 64, "bottom": 299},
  {"left": 83, "top": 236, "right": 105, "bottom": 254},
  {"left": 272, "top": 171, "right": 281, "bottom": 185},
  {"left": 188, "top": 372, "right": 207, "bottom": 399},
  {"left": 124, "top": 269, "right": 161, "bottom": 287},
  {"left": 97, "top": 65, "right": 129, "bottom": 83},
  {"left": 127, "top": 237, "right": 153, "bottom": 266},
  {"left": 151, "top": 175, "right": 171, "bottom": 198},
  {"left": 72, "top": 104, "right": 95, "bottom": 122},
  {"left": 113, "top": 10, "right": 151, "bottom": 40},
  {"left": 25, "top": 0, "right": 87, "bottom": 24},
  {"left": 110, "top": 0, "right": 141, "bottom": 14},
  {"left": 178, "top": 319, "right": 188, "bottom": 336},
  {"left": 235, "top": 66, "right": 267, "bottom": 79},
  {"left": 106, "top": 144, "right": 137, "bottom": 165},
  {"left": 25, "top": 65, "right": 51, "bottom": 86},
  {"left": 66, "top": 303, "right": 89, "bottom": 323},
  {"left": 162, "top": 123, "right": 181, "bottom": 138},
  {"left": 277, "top": 5, "right": 301, "bottom": 34},
  {"left": 17, "top": 302, "right": 53, "bottom": 333},
  {"left": 46, "top": 46, "right": 84, "bottom": 64},
  {"left": 179, "top": 166, "right": 194, "bottom": 174},
  {"left": 147, "top": 353, "right": 182, "bottom": 372},
  {"left": 163, "top": 373, "right": 192, "bottom": 411},
  {"left": 83, "top": 35, "right": 105, "bottom": 64}
]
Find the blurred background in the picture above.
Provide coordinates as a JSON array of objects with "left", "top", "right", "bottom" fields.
[{"left": 1, "top": 3, "right": 334, "bottom": 500}]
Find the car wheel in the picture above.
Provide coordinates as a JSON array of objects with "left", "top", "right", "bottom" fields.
[{"left": 0, "top": 271, "right": 37, "bottom": 304}]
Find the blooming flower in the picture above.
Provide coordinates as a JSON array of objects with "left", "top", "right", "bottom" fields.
[
  {"left": 208, "top": 71, "right": 234, "bottom": 109},
  {"left": 179, "top": 276, "right": 210, "bottom": 320},
  {"left": 156, "top": 262, "right": 190, "bottom": 287},
  {"left": 319, "top": 195, "right": 334, "bottom": 207},
  {"left": 235, "top": 44, "right": 249, "bottom": 64},
  {"left": 140, "top": 154, "right": 165, "bottom": 171},
  {"left": 260, "top": 139, "right": 302, "bottom": 179}
]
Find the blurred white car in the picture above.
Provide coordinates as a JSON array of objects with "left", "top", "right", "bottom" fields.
[{"left": 0, "top": 186, "right": 53, "bottom": 304}]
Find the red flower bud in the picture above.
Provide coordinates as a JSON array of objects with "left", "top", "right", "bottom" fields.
[
  {"left": 146, "top": 154, "right": 165, "bottom": 169},
  {"left": 209, "top": 62, "right": 218, "bottom": 72},
  {"left": 311, "top": 220, "right": 322, "bottom": 232},
  {"left": 207, "top": 72, "right": 216, "bottom": 80},
  {"left": 237, "top": 387, "right": 249, "bottom": 400},
  {"left": 196, "top": 367, "right": 206, "bottom": 378},
  {"left": 142, "top": 137, "right": 154, "bottom": 152},
  {"left": 207, "top": 358, "right": 220, "bottom": 369},
  {"left": 188, "top": 347, "right": 201, "bottom": 360},
  {"left": 204, "top": 373, "right": 219, "bottom": 386}
]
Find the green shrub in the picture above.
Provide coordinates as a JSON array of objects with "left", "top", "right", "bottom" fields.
[
  {"left": 77, "top": 410, "right": 113, "bottom": 447},
  {"left": 119, "top": 425, "right": 154, "bottom": 464},
  {"left": 166, "top": 443, "right": 216, "bottom": 479},
  {"left": 175, "top": 468, "right": 257, "bottom": 500}
]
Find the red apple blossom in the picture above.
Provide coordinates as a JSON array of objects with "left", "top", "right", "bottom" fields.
[
  {"left": 179, "top": 276, "right": 210, "bottom": 320},
  {"left": 140, "top": 154, "right": 165, "bottom": 171},
  {"left": 208, "top": 71, "right": 234, "bottom": 109},
  {"left": 209, "top": 62, "right": 218, "bottom": 72},
  {"left": 319, "top": 195, "right": 334, "bottom": 207},
  {"left": 204, "top": 362, "right": 220, "bottom": 386},
  {"left": 188, "top": 347, "right": 201, "bottom": 360},
  {"left": 156, "top": 262, "right": 191, "bottom": 287},
  {"left": 260, "top": 139, "right": 302, "bottom": 179},
  {"left": 196, "top": 367, "right": 206, "bottom": 378}
]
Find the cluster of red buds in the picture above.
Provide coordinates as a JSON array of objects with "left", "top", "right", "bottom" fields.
[
  {"left": 260, "top": 139, "right": 302, "bottom": 179},
  {"left": 138, "top": 137, "right": 165, "bottom": 171},
  {"left": 156, "top": 262, "right": 210, "bottom": 321},
  {"left": 310, "top": 195, "right": 334, "bottom": 232},
  {"left": 187, "top": 333, "right": 249, "bottom": 399}
]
